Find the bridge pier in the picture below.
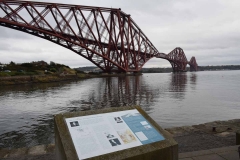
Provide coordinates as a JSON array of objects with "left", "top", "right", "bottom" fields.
[
  {"left": 133, "top": 71, "right": 142, "bottom": 75},
  {"left": 101, "top": 73, "right": 109, "bottom": 75},
  {"left": 190, "top": 67, "right": 197, "bottom": 72},
  {"left": 172, "top": 70, "right": 187, "bottom": 73},
  {"left": 172, "top": 67, "right": 187, "bottom": 72}
]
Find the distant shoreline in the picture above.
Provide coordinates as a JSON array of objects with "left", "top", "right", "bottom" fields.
[
  {"left": 0, "top": 73, "right": 142, "bottom": 86},
  {"left": 1, "top": 69, "right": 240, "bottom": 85}
]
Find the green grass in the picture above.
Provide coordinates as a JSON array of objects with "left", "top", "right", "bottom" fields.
[
  {"left": 0, "top": 71, "right": 40, "bottom": 77},
  {"left": 0, "top": 72, "right": 10, "bottom": 77}
]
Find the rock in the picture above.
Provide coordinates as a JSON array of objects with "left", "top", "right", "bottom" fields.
[
  {"left": 28, "top": 145, "right": 46, "bottom": 155},
  {"left": 80, "top": 104, "right": 91, "bottom": 111},
  {"left": 165, "top": 127, "right": 188, "bottom": 137},
  {"left": 182, "top": 126, "right": 197, "bottom": 132},
  {"left": 0, "top": 148, "right": 10, "bottom": 158},
  {"left": 8, "top": 147, "right": 27, "bottom": 157},
  {"left": 46, "top": 144, "right": 55, "bottom": 153},
  {"left": 217, "top": 132, "right": 232, "bottom": 137}
]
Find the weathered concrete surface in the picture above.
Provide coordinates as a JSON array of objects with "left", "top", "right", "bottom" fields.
[
  {"left": 179, "top": 145, "right": 240, "bottom": 160},
  {"left": 2, "top": 153, "right": 55, "bottom": 160},
  {"left": 165, "top": 119, "right": 240, "bottom": 153},
  {"left": 0, "top": 144, "right": 55, "bottom": 160},
  {"left": 1, "top": 119, "right": 239, "bottom": 159}
]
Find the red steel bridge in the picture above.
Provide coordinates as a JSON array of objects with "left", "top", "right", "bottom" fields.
[{"left": 0, "top": 0, "right": 198, "bottom": 73}]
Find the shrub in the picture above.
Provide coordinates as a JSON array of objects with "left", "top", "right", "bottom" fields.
[
  {"left": 0, "top": 72, "right": 9, "bottom": 77},
  {"left": 50, "top": 68, "right": 57, "bottom": 72}
]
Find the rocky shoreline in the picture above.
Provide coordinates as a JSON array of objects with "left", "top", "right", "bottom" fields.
[{"left": 0, "top": 119, "right": 239, "bottom": 159}]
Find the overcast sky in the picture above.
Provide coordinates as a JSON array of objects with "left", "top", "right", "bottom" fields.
[{"left": 0, "top": 0, "right": 240, "bottom": 68}]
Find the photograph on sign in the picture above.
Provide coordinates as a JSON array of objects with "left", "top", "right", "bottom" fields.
[{"left": 65, "top": 109, "right": 165, "bottom": 160}]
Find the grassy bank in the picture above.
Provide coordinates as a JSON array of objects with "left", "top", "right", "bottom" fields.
[
  {"left": 0, "top": 74, "right": 90, "bottom": 86},
  {"left": 0, "top": 72, "right": 142, "bottom": 86},
  {"left": 0, "top": 61, "right": 143, "bottom": 85}
]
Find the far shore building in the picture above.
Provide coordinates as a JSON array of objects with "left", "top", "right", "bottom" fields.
[
  {"left": 0, "top": 64, "right": 6, "bottom": 70},
  {"left": 0, "top": 64, "right": 6, "bottom": 67},
  {"left": 83, "top": 68, "right": 101, "bottom": 73},
  {"left": 32, "top": 60, "right": 48, "bottom": 66}
]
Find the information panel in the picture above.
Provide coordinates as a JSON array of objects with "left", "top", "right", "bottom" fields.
[{"left": 65, "top": 109, "right": 165, "bottom": 160}]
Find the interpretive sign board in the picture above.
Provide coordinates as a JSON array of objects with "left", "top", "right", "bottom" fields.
[
  {"left": 54, "top": 106, "right": 178, "bottom": 160},
  {"left": 65, "top": 109, "right": 165, "bottom": 159}
]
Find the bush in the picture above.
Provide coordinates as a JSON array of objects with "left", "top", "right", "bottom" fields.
[
  {"left": 0, "top": 72, "right": 10, "bottom": 77},
  {"left": 21, "top": 63, "right": 33, "bottom": 68},
  {"left": 14, "top": 72, "right": 26, "bottom": 76},
  {"left": 76, "top": 70, "right": 85, "bottom": 73},
  {"left": 27, "top": 72, "right": 38, "bottom": 75},
  {"left": 88, "top": 72, "right": 100, "bottom": 75},
  {"left": 50, "top": 68, "right": 57, "bottom": 72}
]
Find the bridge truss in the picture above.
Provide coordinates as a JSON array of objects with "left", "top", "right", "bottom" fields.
[{"left": 0, "top": 0, "right": 198, "bottom": 72}]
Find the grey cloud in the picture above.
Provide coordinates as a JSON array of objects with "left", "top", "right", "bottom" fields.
[
  {"left": 0, "top": 27, "right": 33, "bottom": 39},
  {"left": 1, "top": 0, "right": 240, "bottom": 67}
]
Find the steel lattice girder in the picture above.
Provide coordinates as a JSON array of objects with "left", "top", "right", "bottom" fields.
[
  {"left": 0, "top": 0, "right": 198, "bottom": 72},
  {"left": 189, "top": 56, "right": 198, "bottom": 71},
  {"left": 0, "top": 0, "right": 159, "bottom": 72},
  {"left": 166, "top": 47, "right": 188, "bottom": 72}
]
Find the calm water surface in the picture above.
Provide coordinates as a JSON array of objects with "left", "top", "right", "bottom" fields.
[{"left": 0, "top": 71, "right": 240, "bottom": 148}]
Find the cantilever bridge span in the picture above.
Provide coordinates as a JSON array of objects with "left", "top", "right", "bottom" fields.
[{"left": 0, "top": 0, "right": 198, "bottom": 72}]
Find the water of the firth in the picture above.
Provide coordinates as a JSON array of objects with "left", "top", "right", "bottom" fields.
[{"left": 0, "top": 71, "right": 240, "bottom": 148}]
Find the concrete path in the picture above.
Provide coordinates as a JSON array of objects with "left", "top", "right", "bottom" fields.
[
  {"left": 0, "top": 144, "right": 55, "bottom": 160},
  {"left": 1, "top": 118, "right": 239, "bottom": 159},
  {"left": 1, "top": 145, "right": 239, "bottom": 160},
  {"left": 165, "top": 119, "right": 240, "bottom": 153},
  {"left": 179, "top": 145, "right": 240, "bottom": 160}
]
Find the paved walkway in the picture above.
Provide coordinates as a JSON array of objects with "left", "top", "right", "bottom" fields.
[
  {"left": 179, "top": 145, "right": 240, "bottom": 160},
  {"left": 1, "top": 145, "right": 239, "bottom": 160}
]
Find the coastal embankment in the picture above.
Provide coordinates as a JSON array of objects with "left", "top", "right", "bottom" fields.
[
  {"left": 0, "top": 73, "right": 142, "bottom": 86},
  {"left": 0, "top": 75, "right": 79, "bottom": 85},
  {"left": 0, "top": 119, "right": 239, "bottom": 159}
]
